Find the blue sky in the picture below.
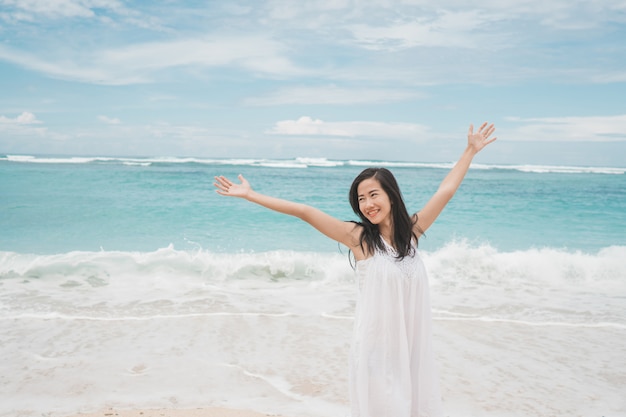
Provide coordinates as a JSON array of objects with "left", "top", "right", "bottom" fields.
[{"left": 1, "top": 0, "right": 625, "bottom": 166}]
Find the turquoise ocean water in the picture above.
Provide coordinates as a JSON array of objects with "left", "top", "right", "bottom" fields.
[
  {"left": 2, "top": 155, "right": 624, "bottom": 253},
  {"left": 1, "top": 154, "right": 625, "bottom": 417}
]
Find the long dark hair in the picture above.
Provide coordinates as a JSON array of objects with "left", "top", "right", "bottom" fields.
[{"left": 349, "top": 167, "right": 420, "bottom": 260}]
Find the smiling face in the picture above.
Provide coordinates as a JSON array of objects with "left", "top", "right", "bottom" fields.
[{"left": 357, "top": 177, "right": 393, "bottom": 226}]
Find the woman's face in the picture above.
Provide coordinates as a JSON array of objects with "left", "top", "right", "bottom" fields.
[{"left": 356, "top": 177, "right": 392, "bottom": 225}]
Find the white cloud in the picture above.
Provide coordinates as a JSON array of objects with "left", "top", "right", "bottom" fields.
[
  {"left": 263, "top": 0, "right": 626, "bottom": 29},
  {"left": 268, "top": 116, "right": 429, "bottom": 138},
  {"left": 98, "top": 115, "right": 121, "bottom": 124},
  {"left": 148, "top": 95, "right": 178, "bottom": 102},
  {"left": 0, "top": 0, "right": 171, "bottom": 33},
  {"left": 1, "top": 0, "right": 94, "bottom": 18},
  {"left": 347, "top": 10, "right": 492, "bottom": 51},
  {"left": 0, "top": 45, "right": 147, "bottom": 85},
  {"left": 506, "top": 114, "right": 626, "bottom": 142},
  {"left": 244, "top": 85, "right": 426, "bottom": 106},
  {"left": 0, "top": 0, "right": 129, "bottom": 20},
  {"left": 0, "top": 111, "right": 54, "bottom": 140},
  {"left": 99, "top": 36, "right": 300, "bottom": 76},
  {"left": 591, "top": 71, "right": 626, "bottom": 83},
  {"left": 0, "top": 35, "right": 302, "bottom": 85},
  {"left": 0, "top": 111, "right": 41, "bottom": 124}
]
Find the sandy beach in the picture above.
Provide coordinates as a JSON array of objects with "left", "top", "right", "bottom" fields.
[{"left": 66, "top": 407, "right": 284, "bottom": 417}]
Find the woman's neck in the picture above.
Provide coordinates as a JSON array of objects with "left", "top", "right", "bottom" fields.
[{"left": 378, "top": 223, "right": 393, "bottom": 245}]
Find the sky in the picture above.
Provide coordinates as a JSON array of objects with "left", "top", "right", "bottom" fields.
[{"left": 1, "top": 0, "right": 625, "bottom": 166}]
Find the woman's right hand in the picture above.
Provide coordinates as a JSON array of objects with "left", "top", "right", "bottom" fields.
[{"left": 214, "top": 174, "right": 251, "bottom": 198}]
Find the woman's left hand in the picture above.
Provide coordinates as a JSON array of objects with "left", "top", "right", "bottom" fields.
[{"left": 468, "top": 122, "right": 497, "bottom": 153}]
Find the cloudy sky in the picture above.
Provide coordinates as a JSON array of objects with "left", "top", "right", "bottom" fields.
[{"left": 1, "top": 0, "right": 625, "bottom": 166}]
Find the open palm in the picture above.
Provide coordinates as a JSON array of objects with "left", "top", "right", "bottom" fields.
[
  {"left": 468, "top": 122, "right": 497, "bottom": 153},
  {"left": 213, "top": 174, "right": 251, "bottom": 198}
]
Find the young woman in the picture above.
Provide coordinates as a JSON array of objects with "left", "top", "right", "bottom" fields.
[{"left": 214, "top": 122, "right": 497, "bottom": 417}]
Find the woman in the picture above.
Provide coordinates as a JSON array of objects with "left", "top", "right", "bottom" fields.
[{"left": 214, "top": 122, "right": 497, "bottom": 417}]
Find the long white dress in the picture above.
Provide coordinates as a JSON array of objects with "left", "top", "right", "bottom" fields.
[{"left": 350, "top": 239, "right": 443, "bottom": 417}]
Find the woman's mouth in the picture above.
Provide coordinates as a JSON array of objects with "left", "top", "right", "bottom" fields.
[{"left": 366, "top": 209, "right": 379, "bottom": 219}]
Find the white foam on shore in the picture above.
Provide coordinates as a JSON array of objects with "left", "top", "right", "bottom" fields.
[{"left": 1, "top": 243, "right": 625, "bottom": 325}]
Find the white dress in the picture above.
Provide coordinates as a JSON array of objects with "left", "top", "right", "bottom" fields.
[{"left": 350, "top": 239, "right": 443, "bottom": 417}]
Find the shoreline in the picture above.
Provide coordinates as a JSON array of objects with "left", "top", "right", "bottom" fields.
[{"left": 66, "top": 407, "right": 286, "bottom": 417}]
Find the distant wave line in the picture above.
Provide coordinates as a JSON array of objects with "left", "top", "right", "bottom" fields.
[{"left": 2, "top": 154, "right": 624, "bottom": 174}]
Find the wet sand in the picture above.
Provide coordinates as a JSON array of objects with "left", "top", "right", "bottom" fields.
[{"left": 66, "top": 407, "right": 285, "bottom": 417}]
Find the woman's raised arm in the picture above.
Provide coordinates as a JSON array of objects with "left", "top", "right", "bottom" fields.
[
  {"left": 214, "top": 174, "right": 361, "bottom": 252},
  {"left": 415, "top": 122, "right": 497, "bottom": 235}
]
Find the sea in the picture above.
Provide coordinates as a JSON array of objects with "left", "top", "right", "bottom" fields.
[{"left": 1, "top": 154, "right": 625, "bottom": 417}]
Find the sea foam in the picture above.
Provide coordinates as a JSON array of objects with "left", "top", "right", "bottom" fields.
[{"left": 1, "top": 242, "right": 624, "bottom": 326}]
